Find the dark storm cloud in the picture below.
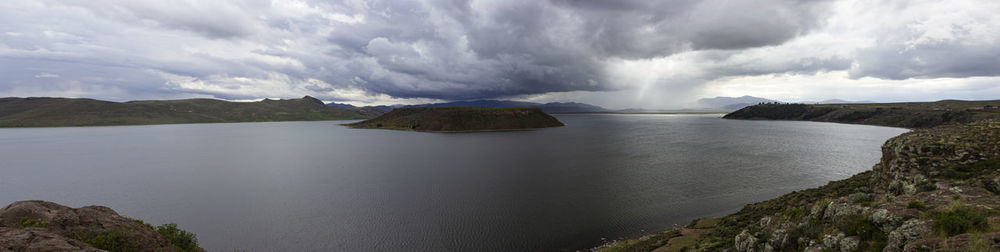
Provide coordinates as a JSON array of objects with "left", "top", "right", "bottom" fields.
[
  {"left": 317, "top": 0, "right": 836, "bottom": 99},
  {"left": 2, "top": 0, "right": 996, "bottom": 103}
]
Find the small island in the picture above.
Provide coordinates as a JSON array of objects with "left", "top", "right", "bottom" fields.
[{"left": 344, "top": 107, "right": 565, "bottom": 132}]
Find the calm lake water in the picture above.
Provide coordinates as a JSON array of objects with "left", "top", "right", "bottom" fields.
[{"left": 0, "top": 114, "right": 907, "bottom": 251}]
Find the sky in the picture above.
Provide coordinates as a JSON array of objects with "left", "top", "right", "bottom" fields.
[{"left": 1, "top": 0, "right": 999, "bottom": 109}]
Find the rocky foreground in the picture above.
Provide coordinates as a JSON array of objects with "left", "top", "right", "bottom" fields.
[
  {"left": 598, "top": 120, "right": 1000, "bottom": 251},
  {"left": 0, "top": 201, "right": 202, "bottom": 252}
]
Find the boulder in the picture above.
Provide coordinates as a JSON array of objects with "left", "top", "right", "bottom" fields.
[{"left": 0, "top": 200, "right": 199, "bottom": 251}]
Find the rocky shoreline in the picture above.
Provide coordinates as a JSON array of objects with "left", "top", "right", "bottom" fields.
[
  {"left": 0, "top": 201, "right": 203, "bottom": 252},
  {"left": 598, "top": 120, "right": 1000, "bottom": 251}
]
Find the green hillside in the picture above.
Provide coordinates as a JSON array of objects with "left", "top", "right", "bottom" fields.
[
  {"left": 345, "top": 107, "right": 564, "bottom": 132},
  {"left": 0, "top": 96, "right": 382, "bottom": 127}
]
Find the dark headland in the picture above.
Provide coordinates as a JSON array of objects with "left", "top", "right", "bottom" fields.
[
  {"left": 345, "top": 107, "right": 565, "bottom": 132},
  {"left": 0, "top": 96, "right": 384, "bottom": 127},
  {"left": 723, "top": 99, "right": 1000, "bottom": 128},
  {"left": 599, "top": 100, "right": 1000, "bottom": 251}
]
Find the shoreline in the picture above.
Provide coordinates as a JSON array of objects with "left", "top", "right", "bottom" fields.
[{"left": 596, "top": 108, "right": 1000, "bottom": 251}]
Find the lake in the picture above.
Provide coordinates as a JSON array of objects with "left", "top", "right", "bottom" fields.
[{"left": 0, "top": 114, "right": 908, "bottom": 251}]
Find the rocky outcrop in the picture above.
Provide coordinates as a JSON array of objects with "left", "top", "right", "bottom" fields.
[
  {"left": 0, "top": 201, "right": 202, "bottom": 252},
  {"left": 0, "top": 228, "right": 102, "bottom": 251},
  {"left": 601, "top": 120, "right": 1000, "bottom": 251}
]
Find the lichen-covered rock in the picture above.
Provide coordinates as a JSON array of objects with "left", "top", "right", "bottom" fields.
[
  {"left": 735, "top": 230, "right": 760, "bottom": 252},
  {"left": 838, "top": 236, "right": 858, "bottom": 252},
  {"left": 759, "top": 216, "right": 772, "bottom": 228},
  {"left": 886, "top": 219, "right": 930, "bottom": 251},
  {"left": 809, "top": 203, "right": 826, "bottom": 219},
  {"left": 822, "top": 233, "right": 842, "bottom": 250},
  {"left": 0, "top": 227, "right": 102, "bottom": 251},
  {"left": 870, "top": 208, "right": 902, "bottom": 232},
  {"left": 982, "top": 176, "right": 1000, "bottom": 194},
  {"left": 824, "top": 202, "right": 860, "bottom": 219},
  {"left": 767, "top": 228, "right": 788, "bottom": 249}
]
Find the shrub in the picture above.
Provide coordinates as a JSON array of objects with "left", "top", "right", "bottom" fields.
[
  {"left": 127, "top": 217, "right": 154, "bottom": 230},
  {"left": 849, "top": 192, "right": 872, "bottom": 204},
  {"left": 916, "top": 180, "right": 937, "bottom": 192},
  {"left": 907, "top": 201, "right": 928, "bottom": 210},
  {"left": 835, "top": 214, "right": 884, "bottom": 241},
  {"left": 19, "top": 217, "right": 48, "bottom": 228},
  {"left": 932, "top": 206, "right": 989, "bottom": 236},
  {"left": 71, "top": 228, "right": 142, "bottom": 252},
  {"left": 833, "top": 214, "right": 887, "bottom": 251},
  {"left": 156, "top": 223, "right": 199, "bottom": 252}
]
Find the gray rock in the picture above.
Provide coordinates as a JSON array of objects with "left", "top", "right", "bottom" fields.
[
  {"left": 822, "top": 234, "right": 840, "bottom": 250},
  {"left": 886, "top": 219, "right": 930, "bottom": 250},
  {"left": 0, "top": 227, "right": 102, "bottom": 251},
  {"left": 982, "top": 176, "right": 1000, "bottom": 194},
  {"left": 809, "top": 203, "right": 826, "bottom": 219},
  {"left": 735, "top": 229, "right": 760, "bottom": 252},
  {"left": 760, "top": 216, "right": 772, "bottom": 228},
  {"left": 825, "top": 202, "right": 860, "bottom": 219},
  {"left": 767, "top": 228, "right": 788, "bottom": 249},
  {"left": 0, "top": 200, "right": 195, "bottom": 252},
  {"left": 838, "top": 236, "right": 858, "bottom": 252},
  {"left": 870, "top": 209, "right": 902, "bottom": 232}
]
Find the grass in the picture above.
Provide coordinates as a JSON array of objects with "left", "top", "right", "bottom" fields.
[
  {"left": 833, "top": 214, "right": 888, "bottom": 251},
  {"left": 71, "top": 228, "right": 143, "bottom": 252},
  {"left": 932, "top": 205, "right": 989, "bottom": 236},
  {"left": 594, "top": 229, "right": 682, "bottom": 252},
  {"left": 908, "top": 201, "right": 929, "bottom": 210},
  {"left": 66, "top": 218, "right": 199, "bottom": 252},
  {"left": 19, "top": 217, "right": 48, "bottom": 228}
]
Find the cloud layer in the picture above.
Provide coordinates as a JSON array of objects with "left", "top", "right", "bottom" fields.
[{"left": 0, "top": 0, "right": 998, "bottom": 107}]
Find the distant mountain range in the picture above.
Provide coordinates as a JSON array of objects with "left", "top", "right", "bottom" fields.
[{"left": 329, "top": 100, "right": 610, "bottom": 113}]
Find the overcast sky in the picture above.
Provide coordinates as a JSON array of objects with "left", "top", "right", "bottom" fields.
[{"left": 1, "top": 0, "right": 998, "bottom": 109}]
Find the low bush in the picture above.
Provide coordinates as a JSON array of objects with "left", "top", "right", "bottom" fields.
[
  {"left": 907, "top": 201, "right": 928, "bottom": 210},
  {"left": 932, "top": 206, "right": 989, "bottom": 236},
  {"left": 156, "top": 223, "right": 199, "bottom": 252},
  {"left": 19, "top": 217, "right": 47, "bottom": 228},
  {"left": 849, "top": 192, "right": 872, "bottom": 204},
  {"left": 71, "top": 229, "right": 142, "bottom": 252}
]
